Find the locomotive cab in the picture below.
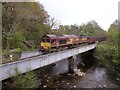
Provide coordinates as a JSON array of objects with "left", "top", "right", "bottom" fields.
[
  {"left": 40, "top": 35, "right": 58, "bottom": 51},
  {"left": 41, "top": 37, "right": 51, "bottom": 51}
]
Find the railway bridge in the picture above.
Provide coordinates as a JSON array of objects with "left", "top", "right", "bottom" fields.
[{"left": 0, "top": 43, "right": 97, "bottom": 81}]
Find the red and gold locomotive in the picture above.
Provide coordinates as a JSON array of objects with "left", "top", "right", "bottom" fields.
[{"left": 40, "top": 34, "right": 106, "bottom": 52}]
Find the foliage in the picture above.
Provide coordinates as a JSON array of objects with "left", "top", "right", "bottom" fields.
[
  {"left": 95, "top": 44, "right": 119, "bottom": 65},
  {"left": 12, "top": 71, "right": 38, "bottom": 88},
  {"left": 10, "top": 33, "right": 25, "bottom": 49},
  {"left": 2, "top": 48, "right": 23, "bottom": 63},
  {"left": 95, "top": 20, "right": 120, "bottom": 74},
  {"left": 2, "top": 2, "right": 51, "bottom": 50},
  {"left": 53, "top": 20, "right": 106, "bottom": 36}
]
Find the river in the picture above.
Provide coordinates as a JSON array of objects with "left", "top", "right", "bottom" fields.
[{"left": 36, "top": 54, "right": 119, "bottom": 88}]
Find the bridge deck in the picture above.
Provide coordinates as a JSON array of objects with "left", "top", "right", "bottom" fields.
[{"left": 0, "top": 43, "right": 97, "bottom": 81}]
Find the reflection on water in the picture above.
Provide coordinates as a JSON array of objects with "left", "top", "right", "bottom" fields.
[{"left": 93, "top": 68, "right": 106, "bottom": 81}]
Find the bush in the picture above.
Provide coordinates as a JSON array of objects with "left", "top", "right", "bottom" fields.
[
  {"left": 12, "top": 71, "right": 38, "bottom": 88},
  {"left": 2, "top": 48, "right": 23, "bottom": 63},
  {"left": 95, "top": 44, "right": 119, "bottom": 66}
]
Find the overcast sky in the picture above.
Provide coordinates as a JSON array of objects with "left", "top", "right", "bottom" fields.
[{"left": 36, "top": 0, "right": 119, "bottom": 30}]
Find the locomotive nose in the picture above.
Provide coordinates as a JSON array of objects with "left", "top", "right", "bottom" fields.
[{"left": 40, "top": 42, "right": 51, "bottom": 50}]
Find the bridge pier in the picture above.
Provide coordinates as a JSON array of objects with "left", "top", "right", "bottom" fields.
[
  {"left": 68, "top": 55, "right": 78, "bottom": 73},
  {"left": 68, "top": 55, "right": 86, "bottom": 76}
]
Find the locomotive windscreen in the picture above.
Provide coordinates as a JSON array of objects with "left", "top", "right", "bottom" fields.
[{"left": 42, "top": 38, "right": 50, "bottom": 43}]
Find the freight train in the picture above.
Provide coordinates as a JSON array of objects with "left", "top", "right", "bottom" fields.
[{"left": 40, "top": 34, "right": 106, "bottom": 52}]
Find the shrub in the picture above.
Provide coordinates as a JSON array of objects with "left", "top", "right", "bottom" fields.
[
  {"left": 12, "top": 71, "right": 38, "bottom": 88},
  {"left": 95, "top": 44, "right": 119, "bottom": 66}
]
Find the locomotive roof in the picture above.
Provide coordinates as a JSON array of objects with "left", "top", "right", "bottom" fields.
[
  {"left": 42, "top": 34, "right": 79, "bottom": 40},
  {"left": 43, "top": 34, "right": 57, "bottom": 39},
  {"left": 63, "top": 35, "right": 78, "bottom": 38}
]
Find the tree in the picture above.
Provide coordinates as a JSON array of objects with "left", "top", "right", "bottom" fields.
[
  {"left": 107, "top": 21, "right": 118, "bottom": 46},
  {"left": 2, "top": 2, "right": 50, "bottom": 50},
  {"left": 53, "top": 20, "right": 106, "bottom": 37}
]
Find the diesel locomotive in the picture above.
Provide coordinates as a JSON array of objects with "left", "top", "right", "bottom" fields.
[{"left": 40, "top": 34, "right": 106, "bottom": 52}]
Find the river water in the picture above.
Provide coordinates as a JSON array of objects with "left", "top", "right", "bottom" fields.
[{"left": 36, "top": 54, "right": 119, "bottom": 88}]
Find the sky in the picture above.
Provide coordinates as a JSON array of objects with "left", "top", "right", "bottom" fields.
[{"left": 36, "top": 0, "right": 119, "bottom": 30}]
